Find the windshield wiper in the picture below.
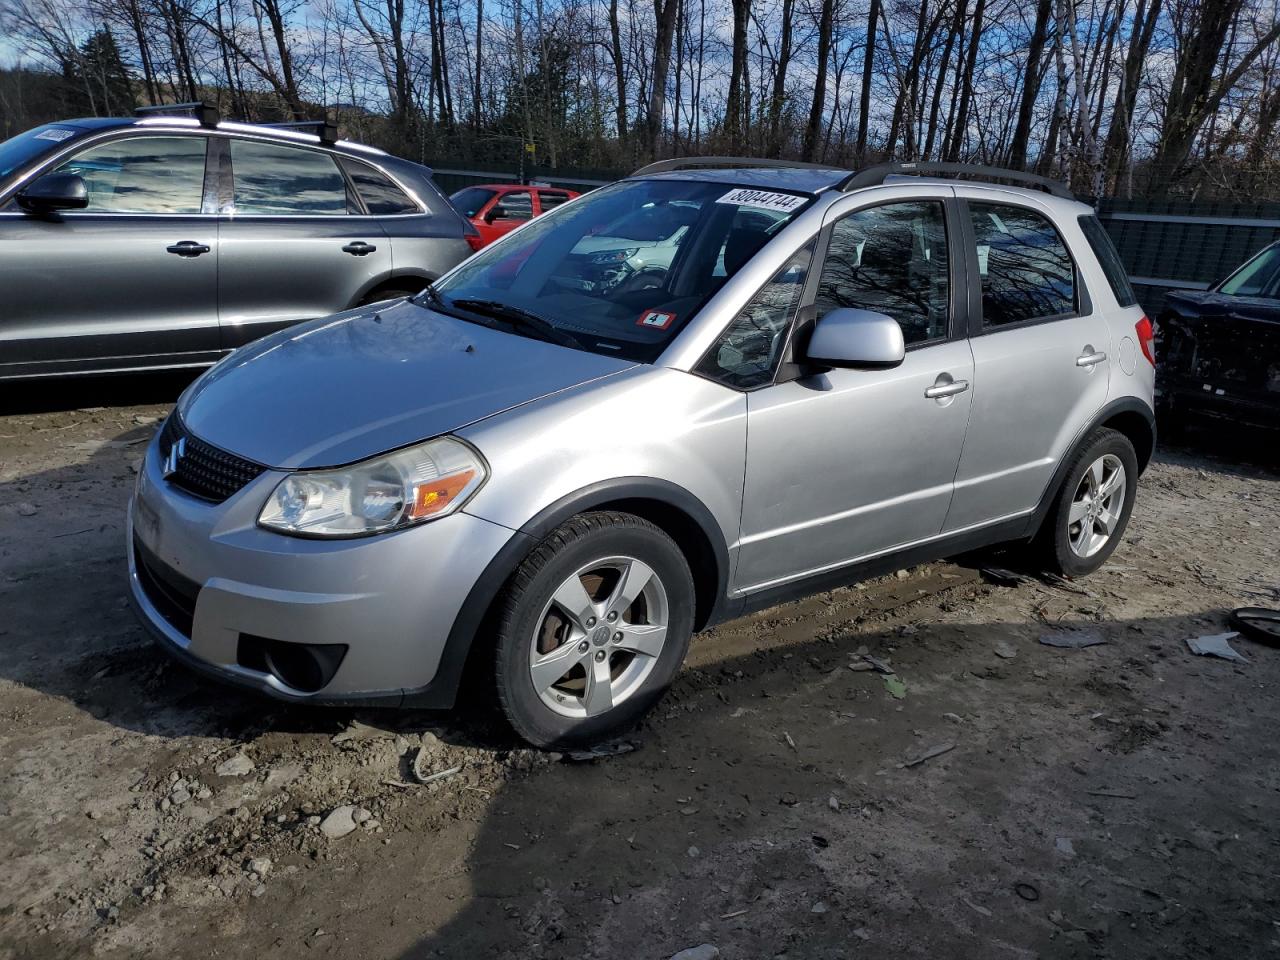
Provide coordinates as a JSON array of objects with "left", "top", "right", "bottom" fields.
[{"left": 451, "top": 298, "right": 584, "bottom": 350}]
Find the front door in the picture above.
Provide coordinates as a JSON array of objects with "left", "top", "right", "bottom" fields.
[
  {"left": 0, "top": 133, "right": 218, "bottom": 374},
  {"left": 736, "top": 192, "right": 975, "bottom": 593},
  {"left": 943, "top": 193, "right": 1113, "bottom": 531},
  {"left": 478, "top": 189, "right": 534, "bottom": 246},
  {"left": 217, "top": 136, "right": 392, "bottom": 348}
]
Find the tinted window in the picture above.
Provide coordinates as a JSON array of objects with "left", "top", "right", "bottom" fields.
[
  {"left": 970, "top": 202, "right": 1075, "bottom": 327},
  {"left": 450, "top": 187, "right": 497, "bottom": 217},
  {"left": 1078, "top": 214, "right": 1137, "bottom": 307},
  {"left": 492, "top": 190, "right": 533, "bottom": 221},
  {"left": 816, "top": 201, "right": 950, "bottom": 345},
  {"left": 339, "top": 158, "right": 418, "bottom": 215},
  {"left": 52, "top": 136, "right": 205, "bottom": 214},
  {"left": 698, "top": 241, "right": 814, "bottom": 389},
  {"left": 230, "top": 139, "right": 347, "bottom": 215},
  {"left": 539, "top": 191, "right": 572, "bottom": 210},
  {"left": 1218, "top": 244, "right": 1280, "bottom": 298},
  {"left": 434, "top": 179, "right": 811, "bottom": 362}
]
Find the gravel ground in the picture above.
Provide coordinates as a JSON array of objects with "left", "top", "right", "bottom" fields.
[{"left": 0, "top": 379, "right": 1277, "bottom": 960}]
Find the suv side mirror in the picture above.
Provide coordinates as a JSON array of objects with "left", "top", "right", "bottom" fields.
[
  {"left": 16, "top": 172, "right": 89, "bottom": 213},
  {"left": 804, "top": 308, "right": 905, "bottom": 369}
]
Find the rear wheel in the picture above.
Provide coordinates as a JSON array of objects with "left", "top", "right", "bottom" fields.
[
  {"left": 492, "top": 512, "right": 694, "bottom": 748},
  {"left": 1037, "top": 427, "right": 1138, "bottom": 577}
]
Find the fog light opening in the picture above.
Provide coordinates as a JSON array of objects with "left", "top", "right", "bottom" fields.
[{"left": 238, "top": 635, "right": 347, "bottom": 694}]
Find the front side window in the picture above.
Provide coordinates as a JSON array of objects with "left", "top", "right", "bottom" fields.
[
  {"left": 431, "top": 178, "right": 811, "bottom": 362},
  {"left": 230, "top": 139, "right": 348, "bottom": 216},
  {"left": 970, "top": 202, "right": 1075, "bottom": 327},
  {"left": 815, "top": 201, "right": 950, "bottom": 345},
  {"left": 697, "top": 241, "right": 814, "bottom": 389},
  {"left": 339, "top": 157, "right": 418, "bottom": 215},
  {"left": 1218, "top": 244, "right": 1280, "bottom": 299},
  {"left": 51, "top": 136, "right": 205, "bottom": 214},
  {"left": 491, "top": 190, "right": 533, "bottom": 221}
]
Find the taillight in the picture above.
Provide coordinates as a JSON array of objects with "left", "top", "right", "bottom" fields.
[
  {"left": 1135, "top": 316, "right": 1156, "bottom": 366},
  {"left": 465, "top": 234, "right": 485, "bottom": 252}
]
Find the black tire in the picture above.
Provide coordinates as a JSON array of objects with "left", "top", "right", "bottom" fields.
[
  {"left": 359, "top": 285, "right": 423, "bottom": 306},
  {"left": 1036, "top": 427, "right": 1139, "bottom": 578},
  {"left": 492, "top": 511, "right": 695, "bottom": 748}
]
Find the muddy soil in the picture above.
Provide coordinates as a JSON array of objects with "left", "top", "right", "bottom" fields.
[{"left": 1, "top": 379, "right": 1277, "bottom": 960}]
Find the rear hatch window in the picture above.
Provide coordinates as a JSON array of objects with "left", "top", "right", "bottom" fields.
[{"left": 1078, "top": 214, "right": 1138, "bottom": 308}]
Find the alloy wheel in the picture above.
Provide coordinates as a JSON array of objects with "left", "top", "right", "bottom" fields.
[
  {"left": 1068, "top": 453, "right": 1126, "bottom": 558},
  {"left": 529, "top": 556, "right": 670, "bottom": 719}
]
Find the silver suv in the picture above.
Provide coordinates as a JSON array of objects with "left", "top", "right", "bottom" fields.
[
  {"left": 126, "top": 159, "right": 1156, "bottom": 747},
  {"left": 0, "top": 104, "right": 475, "bottom": 380}
]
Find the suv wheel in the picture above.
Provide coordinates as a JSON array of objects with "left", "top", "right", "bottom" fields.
[
  {"left": 1038, "top": 427, "right": 1138, "bottom": 577},
  {"left": 492, "top": 512, "right": 694, "bottom": 747}
]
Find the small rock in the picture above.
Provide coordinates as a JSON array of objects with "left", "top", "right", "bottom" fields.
[
  {"left": 811, "top": 901, "right": 829, "bottom": 914},
  {"left": 251, "top": 884, "right": 267, "bottom": 898},
  {"left": 352, "top": 807, "right": 372, "bottom": 825},
  {"left": 993, "top": 643, "right": 1017, "bottom": 660},
  {"left": 216, "top": 754, "right": 255, "bottom": 778},
  {"left": 1055, "top": 837, "right": 1076, "bottom": 858},
  {"left": 320, "top": 805, "right": 358, "bottom": 840},
  {"left": 669, "top": 946, "right": 719, "bottom": 960},
  {"left": 248, "top": 857, "right": 272, "bottom": 877},
  {"left": 828, "top": 796, "right": 840, "bottom": 811},
  {"left": 196, "top": 787, "right": 213, "bottom": 801},
  {"left": 171, "top": 788, "right": 191, "bottom": 805},
  {"left": 15, "top": 502, "right": 37, "bottom": 517},
  {"left": 895, "top": 569, "right": 910, "bottom": 579},
  {"left": 687, "top": 846, "right": 700, "bottom": 858},
  {"left": 159, "top": 797, "right": 171, "bottom": 812}
]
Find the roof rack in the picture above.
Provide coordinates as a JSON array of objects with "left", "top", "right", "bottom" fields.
[
  {"left": 631, "top": 156, "right": 843, "bottom": 178},
  {"left": 839, "top": 161, "right": 1073, "bottom": 199},
  {"left": 135, "top": 101, "right": 220, "bottom": 127},
  {"left": 263, "top": 120, "right": 339, "bottom": 144}
]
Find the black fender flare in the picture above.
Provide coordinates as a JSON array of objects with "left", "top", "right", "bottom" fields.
[
  {"left": 401, "top": 477, "right": 732, "bottom": 708},
  {"left": 1021, "top": 396, "right": 1156, "bottom": 539}
]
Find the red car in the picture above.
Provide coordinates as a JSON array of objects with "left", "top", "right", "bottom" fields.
[{"left": 449, "top": 184, "right": 580, "bottom": 250}]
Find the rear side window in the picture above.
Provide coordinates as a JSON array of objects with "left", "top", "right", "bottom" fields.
[
  {"left": 230, "top": 139, "right": 347, "bottom": 216},
  {"left": 1078, "top": 214, "right": 1137, "bottom": 307},
  {"left": 52, "top": 136, "right": 206, "bottom": 214},
  {"left": 970, "top": 202, "right": 1075, "bottom": 327},
  {"left": 816, "top": 200, "right": 950, "bottom": 345},
  {"left": 539, "top": 191, "right": 572, "bottom": 211},
  {"left": 339, "top": 158, "right": 418, "bottom": 215}
]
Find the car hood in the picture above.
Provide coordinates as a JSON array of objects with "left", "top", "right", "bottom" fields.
[
  {"left": 1164, "top": 289, "right": 1280, "bottom": 325},
  {"left": 179, "top": 299, "right": 635, "bottom": 469}
]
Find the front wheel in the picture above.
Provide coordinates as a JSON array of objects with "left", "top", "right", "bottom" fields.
[
  {"left": 492, "top": 512, "right": 694, "bottom": 748},
  {"left": 1037, "top": 427, "right": 1139, "bottom": 577}
]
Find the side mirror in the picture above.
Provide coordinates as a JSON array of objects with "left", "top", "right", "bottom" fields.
[
  {"left": 16, "top": 172, "right": 89, "bottom": 213},
  {"left": 804, "top": 308, "right": 905, "bottom": 369},
  {"left": 484, "top": 206, "right": 504, "bottom": 224}
]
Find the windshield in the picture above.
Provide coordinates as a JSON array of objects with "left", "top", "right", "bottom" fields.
[
  {"left": 0, "top": 124, "right": 81, "bottom": 182},
  {"left": 431, "top": 179, "right": 810, "bottom": 361},
  {"left": 450, "top": 187, "right": 498, "bottom": 218},
  {"left": 1219, "top": 244, "right": 1280, "bottom": 299}
]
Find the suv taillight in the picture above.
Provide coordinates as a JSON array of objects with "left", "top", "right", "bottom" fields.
[{"left": 1135, "top": 316, "right": 1156, "bottom": 366}]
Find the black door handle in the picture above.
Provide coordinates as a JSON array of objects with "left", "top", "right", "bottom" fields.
[
  {"left": 342, "top": 241, "right": 377, "bottom": 256},
  {"left": 166, "top": 241, "right": 211, "bottom": 257}
]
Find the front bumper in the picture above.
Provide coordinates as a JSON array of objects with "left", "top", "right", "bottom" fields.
[{"left": 127, "top": 432, "right": 515, "bottom": 706}]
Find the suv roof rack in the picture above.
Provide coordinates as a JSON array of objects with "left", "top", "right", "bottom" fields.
[
  {"left": 631, "top": 156, "right": 843, "bottom": 178},
  {"left": 263, "top": 120, "right": 339, "bottom": 144},
  {"left": 135, "top": 101, "right": 220, "bottom": 127},
  {"left": 839, "top": 161, "right": 1073, "bottom": 199}
]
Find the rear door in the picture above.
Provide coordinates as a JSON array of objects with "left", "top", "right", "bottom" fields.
[
  {"left": 216, "top": 136, "right": 392, "bottom": 348},
  {"left": 0, "top": 133, "right": 219, "bottom": 374},
  {"left": 943, "top": 191, "right": 1112, "bottom": 532}
]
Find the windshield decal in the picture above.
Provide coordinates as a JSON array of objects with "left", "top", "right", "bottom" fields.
[
  {"left": 34, "top": 128, "right": 75, "bottom": 142},
  {"left": 716, "top": 188, "right": 807, "bottom": 214},
  {"left": 637, "top": 309, "right": 677, "bottom": 330}
]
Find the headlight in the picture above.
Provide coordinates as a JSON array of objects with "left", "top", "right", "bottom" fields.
[
  {"left": 258, "top": 436, "right": 487, "bottom": 538},
  {"left": 589, "top": 248, "right": 638, "bottom": 265}
]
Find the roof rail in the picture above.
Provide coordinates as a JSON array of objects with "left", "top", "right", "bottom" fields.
[
  {"left": 839, "top": 161, "right": 1074, "bottom": 199},
  {"left": 135, "top": 101, "right": 219, "bottom": 127},
  {"left": 263, "top": 120, "right": 339, "bottom": 144},
  {"left": 631, "top": 156, "right": 844, "bottom": 178}
]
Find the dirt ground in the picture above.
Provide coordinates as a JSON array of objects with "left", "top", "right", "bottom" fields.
[{"left": 1, "top": 376, "right": 1278, "bottom": 960}]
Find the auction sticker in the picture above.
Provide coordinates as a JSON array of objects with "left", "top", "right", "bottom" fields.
[
  {"left": 34, "top": 128, "right": 75, "bottom": 142},
  {"left": 717, "top": 188, "right": 808, "bottom": 214},
  {"left": 637, "top": 309, "right": 677, "bottom": 330}
]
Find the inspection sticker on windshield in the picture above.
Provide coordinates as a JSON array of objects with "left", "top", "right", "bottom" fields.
[
  {"left": 637, "top": 309, "right": 677, "bottom": 330},
  {"left": 717, "top": 188, "right": 807, "bottom": 214},
  {"left": 34, "top": 128, "right": 75, "bottom": 142}
]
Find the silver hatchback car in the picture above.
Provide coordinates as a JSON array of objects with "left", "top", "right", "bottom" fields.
[{"left": 127, "top": 159, "right": 1156, "bottom": 747}]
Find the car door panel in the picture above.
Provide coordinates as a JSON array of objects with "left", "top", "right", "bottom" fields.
[
  {"left": 0, "top": 133, "right": 218, "bottom": 373},
  {"left": 734, "top": 190, "right": 973, "bottom": 593},
  {"left": 943, "top": 194, "right": 1112, "bottom": 531}
]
